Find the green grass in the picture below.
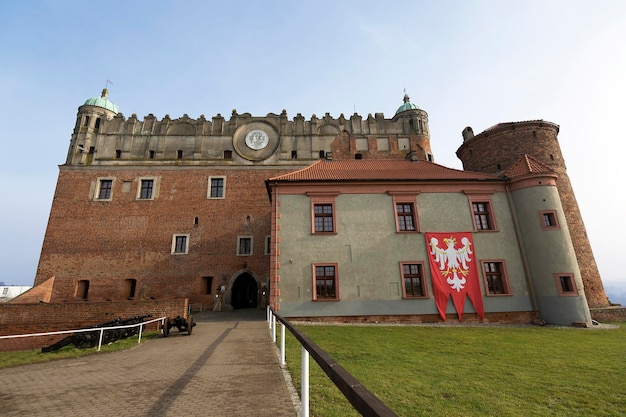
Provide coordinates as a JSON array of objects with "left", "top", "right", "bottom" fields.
[
  {"left": 280, "top": 324, "right": 626, "bottom": 417},
  {"left": 0, "top": 331, "right": 161, "bottom": 369}
]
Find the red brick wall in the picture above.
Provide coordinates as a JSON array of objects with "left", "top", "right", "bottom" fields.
[
  {"left": 456, "top": 122, "right": 608, "bottom": 308},
  {"left": 0, "top": 299, "right": 187, "bottom": 352},
  {"left": 35, "top": 166, "right": 298, "bottom": 306},
  {"left": 330, "top": 134, "right": 432, "bottom": 161}
]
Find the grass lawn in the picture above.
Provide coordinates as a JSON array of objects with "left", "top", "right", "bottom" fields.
[
  {"left": 0, "top": 331, "right": 162, "bottom": 369},
  {"left": 281, "top": 323, "right": 626, "bottom": 417}
]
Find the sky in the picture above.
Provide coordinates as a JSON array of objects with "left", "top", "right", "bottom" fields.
[{"left": 1, "top": 1, "right": 625, "bottom": 301}]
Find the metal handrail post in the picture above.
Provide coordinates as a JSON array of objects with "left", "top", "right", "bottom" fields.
[
  {"left": 138, "top": 324, "right": 144, "bottom": 344},
  {"left": 272, "top": 314, "right": 276, "bottom": 343},
  {"left": 97, "top": 328, "right": 105, "bottom": 351},
  {"left": 302, "top": 346, "right": 310, "bottom": 417},
  {"left": 280, "top": 323, "right": 286, "bottom": 365}
]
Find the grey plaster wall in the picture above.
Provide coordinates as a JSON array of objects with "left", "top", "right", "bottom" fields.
[{"left": 276, "top": 190, "right": 535, "bottom": 318}]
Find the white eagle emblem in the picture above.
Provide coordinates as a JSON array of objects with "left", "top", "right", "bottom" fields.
[{"left": 429, "top": 236, "right": 473, "bottom": 292}]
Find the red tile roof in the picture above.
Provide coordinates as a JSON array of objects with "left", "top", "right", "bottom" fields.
[
  {"left": 503, "top": 155, "right": 555, "bottom": 179},
  {"left": 268, "top": 159, "right": 501, "bottom": 182}
]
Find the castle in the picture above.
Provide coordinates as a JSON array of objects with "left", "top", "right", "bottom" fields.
[{"left": 28, "top": 89, "right": 608, "bottom": 325}]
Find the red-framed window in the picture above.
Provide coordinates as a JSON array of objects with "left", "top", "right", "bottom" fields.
[{"left": 313, "top": 263, "right": 339, "bottom": 301}]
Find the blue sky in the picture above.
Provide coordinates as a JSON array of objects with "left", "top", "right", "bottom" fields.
[{"left": 1, "top": 1, "right": 625, "bottom": 301}]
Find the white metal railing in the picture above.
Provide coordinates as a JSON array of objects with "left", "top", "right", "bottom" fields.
[
  {"left": 0, "top": 317, "right": 167, "bottom": 352},
  {"left": 267, "top": 306, "right": 397, "bottom": 417}
]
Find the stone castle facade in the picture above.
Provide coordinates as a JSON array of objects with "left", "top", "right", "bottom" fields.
[{"left": 30, "top": 89, "right": 608, "bottom": 318}]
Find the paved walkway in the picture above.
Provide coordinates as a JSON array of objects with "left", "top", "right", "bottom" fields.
[{"left": 0, "top": 309, "right": 298, "bottom": 417}]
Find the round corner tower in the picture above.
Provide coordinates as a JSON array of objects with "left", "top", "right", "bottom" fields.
[
  {"left": 67, "top": 88, "right": 120, "bottom": 166},
  {"left": 392, "top": 93, "right": 433, "bottom": 161},
  {"left": 456, "top": 120, "right": 608, "bottom": 308}
]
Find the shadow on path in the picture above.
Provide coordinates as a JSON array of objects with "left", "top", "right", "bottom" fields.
[{"left": 192, "top": 308, "right": 266, "bottom": 323}]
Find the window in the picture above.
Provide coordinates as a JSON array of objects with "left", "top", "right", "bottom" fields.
[
  {"left": 172, "top": 234, "right": 189, "bottom": 254},
  {"left": 125, "top": 279, "right": 137, "bottom": 299},
  {"left": 115, "top": 149, "right": 122, "bottom": 159},
  {"left": 313, "top": 263, "right": 339, "bottom": 301},
  {"left": 223, "top": 150, "right": 232, "bottom": 159},
  {"left": 94, "top": 118, "right": 101, "bottom": 131},
  {"left": 555, "top": 273, "right": 578, "bottom": 296},
  {"left": 465, "top": 192, "right": 498, "bottom": 231},
  {"left": 149, "top": 150, "right": 155, "bottom": 159},
  {"left": 177, "top": 150, "right": 183, "bottom": 159},
  {"left": 96, "top": 179, "right": 113, "bottom": 200},
  {"left": 390, "top": 194, "right": 419, "bottom": 232},
  {"left": 472, "top": 202, "right": 493, "bottom": 230},
  {"left": 314, "top": 204, "right": 334, "bottom": 233},
  {"left": 291, "top": 150, "right": 298, "bottom": 159},
  {"left": 265, "top": 235, "right": 271, "bottom": 255},
  {"left": 354, "top": 153, "right": 363, "bottom": 159},
  {"left": 204, "top": 277, "right": 214, "bottom": 295},
  {"left": 539, "top": 210, "right": 560, "bottom": 230},
  {"left": 400, "top": 262, "right": 427, "bottom": 298},
  {"left": 75, "top": 280, "right": 89, "bottom": 300},
  {"left": 2, "top": 287, "right": 8, "bottom": 296},
  {"left": 482, "top": 261, "right": 511, "bottom": 295},
  {"left": 309, "top": 193, "right": 338, "bottom": 234},
  {"left": 396, "top": 203, "right": 417, "bottom": 231},
  {"left": 238, "top": 236, "right": 252, "bottom": 256},
  {"left": 208, "top": 177, "right": 226, "bottom": 199},
  {"left": 138, "top": 179, "right": 154, "bottom": 199}
]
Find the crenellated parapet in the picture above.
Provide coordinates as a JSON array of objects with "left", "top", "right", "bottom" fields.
[{"left": 67, "top": 93, "right": 433, "bottom": 167}]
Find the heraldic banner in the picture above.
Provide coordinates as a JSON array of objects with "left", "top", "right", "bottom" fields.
[{"left": 425, "top": 232, "right": 484, "bottom": 321}]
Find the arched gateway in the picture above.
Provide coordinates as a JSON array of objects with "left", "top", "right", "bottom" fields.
[{"left": 230, "top": 273, "right": 258, "bottom": 309}]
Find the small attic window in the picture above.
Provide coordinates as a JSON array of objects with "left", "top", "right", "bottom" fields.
[
  {"left": 149, "top": 150, "right": 155, "bottom": 159},
  {"left": 355, "top": 153, "right": 363, "bottom": 160},
  {"left": 319, "top": 150, "right": 325, "bottom": 159},
  {"left": 223, "top": 150, "right": 232, "bottom": 159},
  {"left": 115, "top": 150, "right": 122, "bottom": 159},
  {"left": 177, "top": 150, "right": 183, "bottom": 159},
  {"left": 427, "top": 153, "right": 433, "bottom": 162},
  {"left": 291, "top": 150, "right": 297, "bottom": 159}
]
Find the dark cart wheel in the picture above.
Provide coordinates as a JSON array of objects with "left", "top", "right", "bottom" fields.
[
  {"left": 162, "top": 318, "right": 170, "bottom": 337},
  {"left": 187, "top": 315, "right": 194, "bottom": 335}
]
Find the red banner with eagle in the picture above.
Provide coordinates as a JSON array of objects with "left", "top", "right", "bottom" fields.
[{"left": 425, "top": 232, "right": 484, "bottom": 321}]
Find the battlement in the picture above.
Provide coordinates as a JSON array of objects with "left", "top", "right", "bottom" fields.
[
  {"left": 75, "top": 107, "right": 429, "bottom": 138},
  {"left": 69, "top": 100, "right": 432, "bottom": 167}
]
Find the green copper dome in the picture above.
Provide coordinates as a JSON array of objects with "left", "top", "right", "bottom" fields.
[
  {"left": 395, "top": 93, "right": 419, "bottom": 115},
  {"left": 84, "top": 88, "right": 119, "bottom": 113}
]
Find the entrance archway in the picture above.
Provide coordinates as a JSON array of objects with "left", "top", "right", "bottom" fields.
[{"left": 231, "top": 273, "right": 258, "bottom": 309}]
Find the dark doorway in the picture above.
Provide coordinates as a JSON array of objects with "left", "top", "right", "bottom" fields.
[{"left": 231, "top": 273, "right": 258, "bottom": 309}]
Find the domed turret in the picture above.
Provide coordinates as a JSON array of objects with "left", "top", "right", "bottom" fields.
[
  {"left": 395, "top": 93, "right": 419, "bottom": 115},
  {"left": 84, "top": 88, "right": 119, "bottom": 114}
]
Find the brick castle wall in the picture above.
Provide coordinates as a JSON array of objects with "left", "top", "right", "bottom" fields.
[
  {"left": 35, "top": 166, "right": 298, "bottom": 307},
  {"left": 0, "top": 299, "right": 187, "bottom": 352}
]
